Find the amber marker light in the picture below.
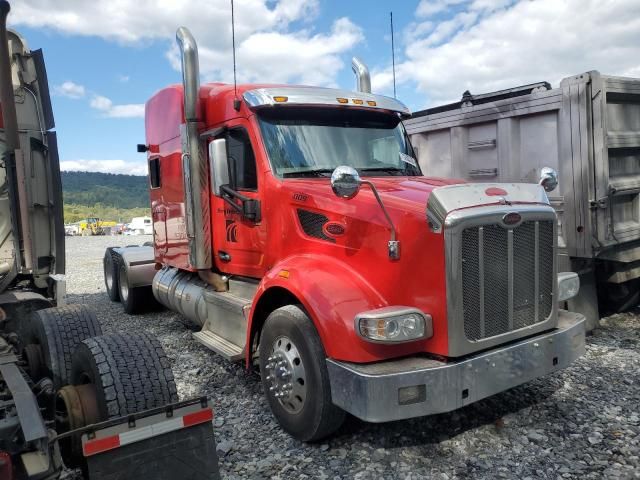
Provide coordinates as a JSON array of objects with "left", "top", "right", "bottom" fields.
[
  {"left": 273, "top": 96, "right": 288, "bottom": 103},
  {"left": 337, "top": 97, "right": 349, "bottom": 104},
  {"left": 352, "top": 99, "right": 364, "bottom": 105},
  {"left": 278, "top": 270, "right": 290, "bottom": 279},
  {"left": 367, "top": 100, "right": 377, "bottom": 106}
]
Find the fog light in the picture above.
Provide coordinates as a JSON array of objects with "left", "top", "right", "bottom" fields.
[
  {"left": 355, "top": 307, "right": 433, "bottom": 343},
  {"left": 398, "top": 385, "right": 426, "bottom": 406},
  {"left": 558, "top": 272, "right": 580, "bottom": 302}
]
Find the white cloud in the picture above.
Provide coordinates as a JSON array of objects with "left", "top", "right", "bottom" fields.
[
  {"left": 90, "top": 94, "right": 145, "bottom": 118},
  {"left": 10, "top": 0, "right": 362, "bottom": 87},
  {"left": 374, "top": 0, "right": 640, "bottom": 108},
  {"left": 53, "top": 81, "right": 86, "bottom": 99},
  {"left": 61, "top": 160, "right": 148, "bottom": 176}
]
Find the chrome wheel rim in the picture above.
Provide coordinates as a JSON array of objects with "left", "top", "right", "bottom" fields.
[{"left": 265, "top": 335, "right": 307, "bottom": 414}]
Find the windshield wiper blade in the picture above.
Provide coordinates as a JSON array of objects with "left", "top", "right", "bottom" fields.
[
  {"left": 359, "top": 167, "right": 412, "bottom": 176},
  {"left": 282, "top": 168, "right": 334, "bottom": 178}
]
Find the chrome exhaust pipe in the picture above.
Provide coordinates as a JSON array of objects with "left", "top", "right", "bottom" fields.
[
  {"left": 351, "top": 57, "right": 371, "bottom": 94},
  {"left": 176, "top": 27, "right": 211, "bottom": 270},
  {"left": 0, "top": 1, "right": 19, "bottom": 150},
  {"left": 176, "top": 27, "right": 201, "bottom": 123}
]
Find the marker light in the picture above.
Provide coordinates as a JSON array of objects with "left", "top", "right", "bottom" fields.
[
  {"left": 367, "top": 100, "right": 377, "bottom": 106},
  {"left": 352, "top": 99, "right": 364, "bottom": 105},
  {"left": 273, "top": 96, "right": 288, "bottom": 103},
  {"left": 336, "top": 97, "right": 348, "bottom": 104},
  {"left": 355, "top": 307, "right": 432, "bottom": 343}
]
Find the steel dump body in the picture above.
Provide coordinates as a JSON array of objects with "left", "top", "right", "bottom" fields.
[{"left": 405, "top": 71, "right": 640, "bottom": 320}]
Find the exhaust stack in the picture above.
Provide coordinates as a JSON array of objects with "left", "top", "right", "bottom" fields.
[
  {"left": 176, "top": 27, "right": 211, "bottom": 270},
  {"left": 351, "top": 57, "right": 371, "bottom": 94}
]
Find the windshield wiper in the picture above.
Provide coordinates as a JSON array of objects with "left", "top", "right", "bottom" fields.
[
  {"left": 281, "top": 168, "right": 335, "bottom": 178},
  {"left": 359, "top": 167, "right": 415, "bottom": 176}
]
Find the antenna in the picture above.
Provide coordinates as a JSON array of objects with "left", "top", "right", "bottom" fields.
[
  {"left": 390, "top": 11, "right": 397, "bottom": 98},
  {"left": 231, "top": 0, "right": 240, "bottom": 111}
]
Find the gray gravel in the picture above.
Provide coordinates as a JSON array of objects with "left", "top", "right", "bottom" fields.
[{"left": 64, "top": 235, "right": 640, "bottom": 479}]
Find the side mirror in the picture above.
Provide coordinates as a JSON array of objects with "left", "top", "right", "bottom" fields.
[
  {"left": 209, "top": 138, "right": 230, "bottom": 196},
  {"left": 539, "top": 166, "right": 558, "bottom": 193},
  {"left": 331, "top": 165, "right": 361, "bottom": 199}
]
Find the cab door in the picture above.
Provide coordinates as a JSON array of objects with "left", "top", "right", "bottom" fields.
[{"left": 210, "top": 121, "right": 267, "bottom": 278}]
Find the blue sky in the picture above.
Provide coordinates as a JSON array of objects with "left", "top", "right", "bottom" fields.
[{"left": 8, "top": 0, "right": 640, "bottom": 175}]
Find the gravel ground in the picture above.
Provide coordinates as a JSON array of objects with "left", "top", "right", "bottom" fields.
[{"left": 64, "top": 235, "right": 640, "bottom": 479}]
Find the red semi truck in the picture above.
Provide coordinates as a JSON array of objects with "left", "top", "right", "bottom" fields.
[{"left": 106, "top": 27, "right": 587, "bottom": 441}]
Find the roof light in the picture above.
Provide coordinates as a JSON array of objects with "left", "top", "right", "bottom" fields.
[
  {"left": 352, "top": 99, "right": 364, "bottom": 105},
  {"left": 336, "top": 97, "right": 348, "bottom": 104},
  {"left": 367, "top": 100, "right": 377, "bottom": 106},
  {"left": 273, "top": 96, "right": 288, "bottom": 103}
]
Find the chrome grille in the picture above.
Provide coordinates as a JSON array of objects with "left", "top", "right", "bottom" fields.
[{"left": 461, "top": 220, "right": 554, "bottom": 341}]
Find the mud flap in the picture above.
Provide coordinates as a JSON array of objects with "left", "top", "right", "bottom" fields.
[{"left": 80, "top": 398, "right": 220, "bottom": 480}]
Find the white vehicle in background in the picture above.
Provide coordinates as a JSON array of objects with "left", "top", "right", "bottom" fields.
[{"left": 129, "top": 216, "right": 153, "bottom": 235}]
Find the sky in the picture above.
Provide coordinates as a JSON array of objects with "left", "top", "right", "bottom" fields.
[{"left": 8, "top": 0, "right": 640, "bottom": 176}]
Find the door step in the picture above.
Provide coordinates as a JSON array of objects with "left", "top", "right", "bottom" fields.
[{"left": 192, "top": 330, "right": 244, "bottom": 362}]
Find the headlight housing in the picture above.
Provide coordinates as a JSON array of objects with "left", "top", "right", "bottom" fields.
[
  {"left": 355, "top": 307, "right": 433, "bottom": 343},
  {"left": 557, "top": 272, "right": 580, "bottom": 302}
]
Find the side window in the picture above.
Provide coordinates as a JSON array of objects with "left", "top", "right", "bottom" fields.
[
  {"left": 149, "top": 157, "right": 161, "bottom": 188},
  {"left": 226, "top": 128, "right": 257, "bottom": 191}
]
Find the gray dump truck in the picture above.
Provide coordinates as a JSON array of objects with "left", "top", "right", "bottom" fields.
[
  {"left": 0, "top": 2, "right": 218, "bottom": 478},
  {"left": 405, "top": 71, "right": 640, "bottom": 329}
]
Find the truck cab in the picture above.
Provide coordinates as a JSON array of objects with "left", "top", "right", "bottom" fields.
[{"left": 110, "top": 27, "right": 586, "bottom": 441}]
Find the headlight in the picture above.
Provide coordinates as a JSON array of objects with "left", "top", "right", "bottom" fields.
[
  {"left": 557, "top": 272, "right": 580, "bottom": 302},
  {"left": 355, "top": 307, "right": 432, "bottom": 343}
]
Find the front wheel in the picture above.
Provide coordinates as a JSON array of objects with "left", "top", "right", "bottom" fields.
[{"left": 259, "top": 305, "right": 345, "bottom": 442}]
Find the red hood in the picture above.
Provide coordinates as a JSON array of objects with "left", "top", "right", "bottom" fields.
[{"left": 279, "top": 175, "right": 464, "bottom": 215}]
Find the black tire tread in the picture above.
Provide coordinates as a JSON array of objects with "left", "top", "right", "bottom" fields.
[
  {"left": 72, "top": 333, "right": 178, "bottom": 418},
  {"left": 29, "top": 305, "right": 102, "bottom": 388},
  {"left": 103, "top": 247, "right": 120, "bottom": 302}
]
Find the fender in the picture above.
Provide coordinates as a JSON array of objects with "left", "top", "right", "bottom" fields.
[{"left": 247, "top": 254, "right": 432, "bottom": 364}]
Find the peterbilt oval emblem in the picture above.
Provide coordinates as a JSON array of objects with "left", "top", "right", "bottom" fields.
[
  {"left": 502, "top": 212, "right": 522, "bottom": 226},
  {"left": 323, "top": 222, "right": 346, "bottom": 237},
  {"left": 486, "top": 187, "right": 508, "bottom": 196}
]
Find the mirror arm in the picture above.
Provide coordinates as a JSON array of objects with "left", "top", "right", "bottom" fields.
[
  {"left": 220, "top": 185, "right": 261, "bottom": 222},
  {"left": 361, "top": 180, "right": 399, "bottom": 260}
]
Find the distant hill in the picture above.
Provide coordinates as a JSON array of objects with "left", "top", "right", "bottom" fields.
[
  {"left": 61, "top": 171, "right": 149, "bottom": 209},
  {"left": 61, "top": 171, "right": 151, "bottom": 223}
]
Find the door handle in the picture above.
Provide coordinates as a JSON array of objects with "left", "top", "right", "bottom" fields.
[{"left": 218, "top": 251, "right": 231, "bottom": 262}]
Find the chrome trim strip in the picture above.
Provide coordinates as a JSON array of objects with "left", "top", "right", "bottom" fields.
[
  {"left": 327, "top": 310, "right": 585, "bottom": 423},
  {"left": 243, "top": 86, "right": 410, "bottom": 117}
]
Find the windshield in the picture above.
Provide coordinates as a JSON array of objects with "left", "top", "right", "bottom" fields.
[{"left": 257, "top": 108, "right": 420, "bottom": 177}]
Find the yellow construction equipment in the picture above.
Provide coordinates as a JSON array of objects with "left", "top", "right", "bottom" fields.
[{"left": 78, "top": 217, "right": 117, "bottom": 236}]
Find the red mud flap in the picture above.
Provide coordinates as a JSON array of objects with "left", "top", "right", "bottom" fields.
[{"left": 80, "top": 398, "right": 220, "bottom": 480}]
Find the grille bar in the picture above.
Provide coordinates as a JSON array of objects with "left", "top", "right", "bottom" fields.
[
  {"left": 478, "top": 227, "right": 485, "bottom": 339},
  {"left": 507, "top": 229, "right": 514, "bottom": 331}
]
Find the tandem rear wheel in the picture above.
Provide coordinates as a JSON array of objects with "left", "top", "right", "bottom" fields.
[
  {"left": 56, "top": 333, "right": 178, "bottom": 468},
  {"left": 259, "top": 305, "right": 345, "bottom": 442}
]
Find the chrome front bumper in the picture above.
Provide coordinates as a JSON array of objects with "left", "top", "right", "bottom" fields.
[{"left": 326, "top": 310, "right": 585, "bottom": 423}]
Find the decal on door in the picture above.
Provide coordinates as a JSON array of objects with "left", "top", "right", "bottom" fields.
[{"left": 226, "top": 219, "right": 238, "bottom": 243}]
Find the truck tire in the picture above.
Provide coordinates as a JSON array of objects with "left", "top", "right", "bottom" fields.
[
  {"left": 24, "top": 305, "right": 102, "bottom": 389},
  {"left": 70, "top": 333, "right": 178, "bottom": 419},
  {"left": 259, "top": 305, "right": 345, "bottom": 442},
  {"left": 118, "top": 261, "right": 157, "bottom": 314},
  {"left": 103, "top": 248, "right": 120, "bottom": 302}
]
